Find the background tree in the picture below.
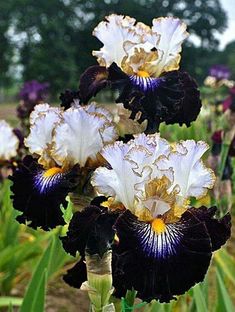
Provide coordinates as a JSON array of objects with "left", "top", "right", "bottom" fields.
[
  {"left": 0, "top": 1, "right": 14, "bottom": 93},
  {"left": 0, "top": 0, "right": 230, "bottom": 97}
]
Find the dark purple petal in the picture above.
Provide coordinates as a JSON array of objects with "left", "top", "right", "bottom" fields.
[
  {"left": 59, "top": 89, "right": 80, "bottom": 110},
  {"left": 61, "top": 200, "right": 118, "bottom": 257},
  {"left": 112, "top": 207, "right": 231, "bottom": 302},
  {"left": 108, "top": 64, "right": 201, "bottom": 132},
  {"left": 63, "top": 258, "right": 87, "bottom": 289},
  {"left": 61, "top": 205, "right": 104, "bottom": 257},
  {"left": 189, "top": 206, "right": 231, "bottom": 251},
  {"left": 79, "top": 65, "right": 108, "bottom": 104},
  {"left": 164, "top": 71, "right": 201, "bottom": 127},
  {"left": 9, "top": 156, "right": 78, "bottom": 230}
]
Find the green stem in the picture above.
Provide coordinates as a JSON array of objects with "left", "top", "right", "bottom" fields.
[
  {"left": 125, "top": 290, "right": 137, "bottom": 311},
  {"left": 218, "top": 143, "right": 230, "bottom": 180},
  {"left": 121, "top": 290, "right": 147, "bottom": 311}
]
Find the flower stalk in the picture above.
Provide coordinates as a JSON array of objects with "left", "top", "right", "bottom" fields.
[
  {"left": 218, "top": 142, "right": 230, "bottom": 180},
  {"left": 121, "top": 289, "right": 147, "bottom": 311},
  {"left": 81, "top": 251, "right": 115, "bottom": 312}
]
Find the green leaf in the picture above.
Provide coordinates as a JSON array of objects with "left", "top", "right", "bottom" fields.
[
  {"left": 19, "top": 237, "right": 55, "bottom": 312},
  {"left": 47, "top": 231, "right": 71, "bottom": 277},
  {"left": 215, "top": 269, "right": 234, "bottom": 312},
  {"left": 0, "top": 297, "right": 23, "bottom": 307},
  {"left": 8, "top": 303, "right": 13, "bottom": 312},
  {"left": 33, "top": 269, "right": 47, "bottom": 312},
  {"left": 192, "top": 284, "right": 207, "bottom": 312},
  {"left": 214, "top": 249, "right": 235, "bottom": 286},
  {"left": 61, "top": 196, "right": 74, "bottom": 224},
  {"left": 143, "top": 300, "right": 175, "bottom": 312}
]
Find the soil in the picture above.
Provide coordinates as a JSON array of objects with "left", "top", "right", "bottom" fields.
[{"left": 46, "top": 278, "right": 90, "bottom": 312}]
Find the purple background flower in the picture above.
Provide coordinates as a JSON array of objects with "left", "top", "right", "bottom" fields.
[
  {"left": 209, "top": 65, "right": 231, "bottom": 80},
  {"left": 19, "top": 80, "right": 49, "bottom": 103}
]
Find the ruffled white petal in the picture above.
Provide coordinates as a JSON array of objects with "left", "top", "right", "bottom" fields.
[
  {"left": 92, "top": 14, "right": 142, "bottom": 67},
  {"left": 156, "top": 140, "right": 215, "bottom": 200},
  {"left": 92, "top": 141, "right": 152, "bottom": 211},
  {"left": 51, "top": 107, "right": 117, "bottom": 168},
  {"left": 29, "top": 103, "right": 62, "bottom": 125},
  {"left": 92, "top": 135, "right": 215, "bottom": 220},
  {"left": 0, "top": 120, "right": 19, "bottom": 161},
  {"left": 151, "top": 17, "right": 188, "bottom": 76},
  {"left": 92, "top": 133, "right": 172, "bottom": 213},
  {"left": 85, "top": 102, "right": 113, "bottom": 122},
  {"left": 133, "top": 133, "right": 171, "bottom": 162},
  {"left": 25, "top": 110, "right": 62, "bottom": 168},
  {"left": 92, "top": 15, "right": 188, "bottom": 77}
]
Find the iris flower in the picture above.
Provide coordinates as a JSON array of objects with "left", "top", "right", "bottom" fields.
[
  {"left": 90, "top": 133, "right": 230, "bottom": 302},
  {"left": 205, "top": 65, "right": 234, "bottom": 89},
  {"left": 0, "top": 120, "right": 19, "bottom": 162},
  {"left": 209, "top": 65, "right": 231, "bottom": 81},
  {"left": 79, "top": 14, "right": 201, "bottom": 132},
  {"left": 61, "top": 133, "right": 230, "bottom": 302},
  {"left": 10, "top": 103, "right": 117, "bottom": 230},
  {"left": 17, "top": 80, "right": 49, "bottom": 119}
]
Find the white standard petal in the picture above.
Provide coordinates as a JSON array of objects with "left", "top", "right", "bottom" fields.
[
  {"left": 0, "top": 120, "right": 19, "bottom": 161},
  {"left": 156, "top": 140, "right": 216, "bottom": 200},
  {"left": 29, "top": 103, "right": 62, "bottom": 125},
  {"left": 151, "top": 17, "right": 188, "bottom": 76},
  {"left": 85, "top": 102, "right": 113, "bottom": 122},
  {"left": 130, "top": 133, "right": 171, "bottom": 169},
  {"left": 25, "top": 110, "right": 61, "bottom": 167},
  {"left": 92, "top": 14, "right": 142, "bottom": 67},
  {"left": 51, "top": 107, "right": 116, "bottom": 168},
  {"left": 91, "top": 141, "right": 152, "bottom": 212}
]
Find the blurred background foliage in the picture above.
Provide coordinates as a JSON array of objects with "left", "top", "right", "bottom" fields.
[{"left": 0, "top": 0, "right": 235, "bottom": 97}]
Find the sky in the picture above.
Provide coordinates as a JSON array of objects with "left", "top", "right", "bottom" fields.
[{"left": 218, "top": 0, "right": 235, "bottom": 49}]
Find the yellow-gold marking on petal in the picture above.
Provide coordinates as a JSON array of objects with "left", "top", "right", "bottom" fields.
[
  {"left": 101, "top": 197, "right": 125, "bottom": 211},
  {"left": 137, "top": 70, "right": 150, "bottom": 78},
  {"left": 165, "top": 199, "right": 190, "bottom": 223},
  {"left": 43, "top": 167, "right": 63, "bottom": 178},
  {"left": 151, "top": 218, "right": 166, "bottom": 234},
  {"left": 114, "top": 234, "right": 119, "bottom": 243}
]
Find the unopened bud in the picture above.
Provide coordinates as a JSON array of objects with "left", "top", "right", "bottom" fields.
[{"left": 81, "top": 251, "right": 115, "bottom": 312}]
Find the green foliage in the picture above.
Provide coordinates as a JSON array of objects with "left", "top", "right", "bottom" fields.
[
  {"left": 19, "top": 232, "right": 72, "bottom": 311},
  {"left": 192, "top": 284, "right": 208, "bottom": 312},
  {"left": 0, "top": 297, "right": 23, "bottom": 308},
  {"left": 215, "top": 269, "right": 234, "bottom": 312},
  {"left": 19, "top": 238, "right": 53, "bottom": 312},
  {"left": 0, "top": 180, "right": 73, "bottom": 309},
  {"left": 214, "top": 249, "right": 235, "bottom": 287},
  {"left": 0, "top": 180, "right": 45, "bottom": 295}
]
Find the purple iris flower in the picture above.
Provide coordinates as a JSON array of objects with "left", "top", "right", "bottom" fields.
[
  {"left": 209, "top": 65, "right": 231, "bottom": 81},
  {"left": 19, "top": 80, "right": 49, "bottom": 103}
]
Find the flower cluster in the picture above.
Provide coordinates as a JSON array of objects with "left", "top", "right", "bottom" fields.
[{"left": 9, "top": 13, "right": 231, "bottom": 307}]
